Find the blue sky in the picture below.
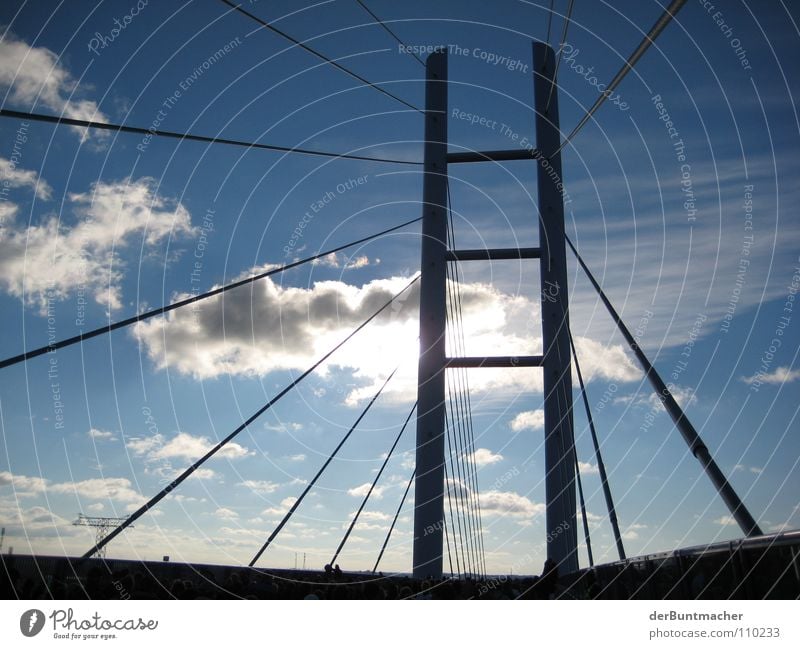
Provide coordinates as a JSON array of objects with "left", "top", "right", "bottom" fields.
[{"left": 0, "top": 0, "right": 798, "bottom": 575}]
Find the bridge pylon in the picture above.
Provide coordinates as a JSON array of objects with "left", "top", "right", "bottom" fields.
[{"left": 412, "top": 43, "right": 579, "bottom": 578}]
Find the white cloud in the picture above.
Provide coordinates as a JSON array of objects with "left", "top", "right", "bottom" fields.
[
  {"left": 87, "top": 502, "right": 105, "bottom": 513},
  {"left": 510, "top": 409, "right": 545, "bottom": 432},
  {"left": 0, "top": 500, "right": 77, "bottom": 537},
  {"left": 621, "top": 523, "right": 648, "bottom": 540},
  {"left": 2, "top": 472, "right": 144, "bottom": 507},
  {"left": 741, "top": 366, "right": 800, "bottom": 386},
  {"left": 185, "top": 468, "right": 216, "bottom": 481},
  {"left": 133, "top": 275, "right": 420, "bottom": 390},
  {"left": 571, "top": 336, "right": 641, "bottom": 384},
  {"left": 345, "top": 255, "right": 374, "bottom": 270},
  {"left": 87, "top": 428, "right": 116, "bottom": 441},
  {"left": 238, "top": 480, "right": 280, "bottom": 494},
  {"left": 714, "top": 515, "right": 737, "bottom": 526},
  {"left": 126, "top": 432, "right": 252, "bottom": 462},
  {"left": 577, "top": 510, "right": 604, "bottom": 525},
  {"left": 0, "top": 157, "right": 52, "bottom": 199},
  {"left": 214, "top": 507, "right": 238, "bottom": 520},
  {"left": 646, "top": 384, "right": 696, "bottom": 410},
  {"left": 311, "top": 253, "right": 378, "bottom": 270},
  {"left": 446, "top": 476, "right": 543, "bottom": 520},
  {"left": 0, "top": 31, "right": 108, "bottom": 136},
  {"left": 285, "top": 454, "right": 306, "bottom": 462},
  {"left": 0, "top": 201, "right": 18, "bottom": 222},
  {"left": 262, "top": 496, "right": 297, "bottom": 516},
  {"left": 125, "top": 436, "right": 162, "bottom": 457},
  {"left": 347, "top": 483, "right": 385, "bottom": 499},
  {"left": 733, "top": 464, "right": 763, "bottom": 475},
  {"left": 0, "top": 471, "right": 146, "bottom": 507},
  {"left": 468, "top": 448, "right": 503, "bottom": 466},
  {"left": 354, "top": 510, "right": 391, "bottom": 522},
  {"left": 577, "top": 461, "right": 599, "bottom": 475},
  {"left": 0, "top": 470, "right": 48, "bottom": 495},
  {"left": 49, "top": 477, "right": 146, "bottom": 505},
  {"left": 479, "top": 490, "right": 545, "bottom": 518},
  {"left": 132, "top": 273, "right": 641, "bottom": 404},
  {"left": 0, "top": 177, "right": 194, "bottom": 313}
]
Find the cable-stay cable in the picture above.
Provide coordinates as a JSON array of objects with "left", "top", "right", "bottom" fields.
[
  {"left": 553, "top": 0, "right": 688, "bottom": 157},
  {"left": 443, "top": 511, "right": 455, "bottom": 578},
  {"left": 219, "top": 0, "right": 422, "bottom": 114},
  {"left": 444, "top": 393, "right": 471, "bottom": 576},
  {"left": 544, "top": 0, "right": 556, "bottom": 48},
  {"left": 444, "top": 313, "right": 478, "bottom": 577},
  {"left": 566, "top": 234, "right": 763, "bottom": 537},
  {"left": 448, "top": 192, "right": 484, "bottom": 578},
  {"left": 545, "top": 0, "right": 575, "bottom": 112},
  {"left": 442, "top": 460, "right": 463, "bottom": 578},
  {"left": 81, "top": 276, "right": 419, "bottom": 559},
  {"left": 443, "top": 275, "right": 478, "bottom": 579},
  {"left": 450, "top": 383, "right": 478, "bottom": 577},
  {"left": 372, "top": 468, "right": 415, "bottom": 573},
  {"left": 444, "top": 257, "right": 480, "bottom": 578},
  {"left": 329, "top": 402, "right": 417, "bottom": 565},
  {"left": 448, "top": 282, "right": 486, "bottom": 578},
  {"left": 540, "top": 0, "right": 556, "bottom": 73},
  {"left": 250, "top": 364, "right": 403, "bottom": 567},
  {"left": 355, "top": 0, "right": 425, "bottom": 68},
  {"left": 444, "top": 185, "right": 472, "bottom": 575},
  {"left": 446, "top": 318, "right": 478, "bottom": 577},
  {"left": 574, "top": 448, "right": 594, "bottom": 567},
  {"left": 568, "top": 326, "right": 626, "bottom": 560},
  {"left": 446, "top": 179, "right": 487, "bottom": 577},
  {"left": 0, "top": 109, "right": 422, "bottom": 165},
  {"left": 0, "top": 217, "right": 422, "bottom": 371}
]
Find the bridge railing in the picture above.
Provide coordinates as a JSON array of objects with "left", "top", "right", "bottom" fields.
[{"left": 560, "top": 530, "right": 800, "bottom": 599}]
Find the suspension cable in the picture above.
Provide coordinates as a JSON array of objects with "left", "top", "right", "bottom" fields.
[
  {"left": 0, "top": 217, "right": 422, "bottom": 371},
  {"left": 355, "top": 0, "right": 425, "bottom": 67},
  {"left": 81, "top": 275, "right": 419, "bottom": 558},
  {"left": 372, "top": 468, "right": 415, "bottom": 573},
  {"left": 219, "top": 0, "right": 422, "bottom": 113},
  {"left": 568, "top": 327, "right": 626, "bottom": 560},
  {"left": 250, "top": 364, "right": 402, "bottom": 566},
  {"left": 0, "top": 109, "right": 422, "bottom": 165},
  {"left": 330, "top": 402, "right": 417, "bottom": 565},
  {"left": 553, "top": 0, "right": 688, "bottom": 158}
]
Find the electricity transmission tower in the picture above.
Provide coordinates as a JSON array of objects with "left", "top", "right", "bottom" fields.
[{"left": 73, "top": 514, "right": 132, "bottom": 559}]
